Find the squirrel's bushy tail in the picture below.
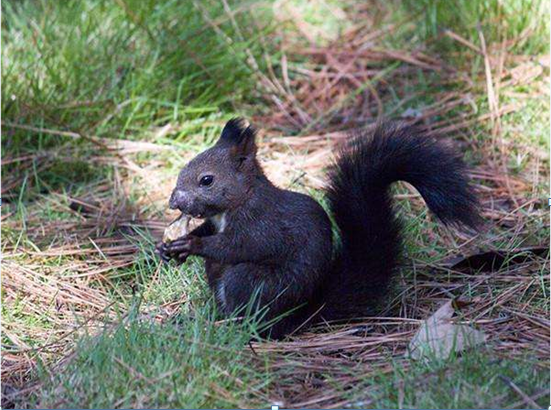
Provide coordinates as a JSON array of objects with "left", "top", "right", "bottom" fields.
[{"left": 320, "top": 123, "right": 480, "bottom": 320}]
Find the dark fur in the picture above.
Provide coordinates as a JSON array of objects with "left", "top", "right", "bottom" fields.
[{"left": 158, "top": 119, "right": 480, "bottom": 339}]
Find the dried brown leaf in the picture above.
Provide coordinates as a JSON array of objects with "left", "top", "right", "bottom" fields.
[{"left": 407, "top": 300, "right": 487, "bottom": 360}]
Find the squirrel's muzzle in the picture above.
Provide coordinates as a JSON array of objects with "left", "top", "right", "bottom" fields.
[{"left": 169, "top": 189, "right": 191, "bottom": 212}]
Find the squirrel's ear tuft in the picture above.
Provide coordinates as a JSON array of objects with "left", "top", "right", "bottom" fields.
[{"left": 217, "top": 117, "right": 257, "bottom": 159}]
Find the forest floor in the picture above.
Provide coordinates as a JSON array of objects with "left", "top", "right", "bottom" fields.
[{"left": 2, "top": 0, "right": 549, "bottom": 408}]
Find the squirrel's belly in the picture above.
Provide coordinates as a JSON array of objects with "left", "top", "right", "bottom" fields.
[{"left": 216, "top": 281, "right": 227, "bottom": 310}]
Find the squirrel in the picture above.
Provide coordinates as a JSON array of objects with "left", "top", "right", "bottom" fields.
[{"left": 157, "top": 119, "right": 480, "bottom": 339}]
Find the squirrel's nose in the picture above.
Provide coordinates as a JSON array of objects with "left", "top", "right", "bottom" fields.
[{"left": 169, "top": 189, "right": 190, "bottom": 211}]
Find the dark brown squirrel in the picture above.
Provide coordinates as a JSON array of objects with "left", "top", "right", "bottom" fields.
[{"left": 157, "top": 119, "right": 480, "bottom": 339}]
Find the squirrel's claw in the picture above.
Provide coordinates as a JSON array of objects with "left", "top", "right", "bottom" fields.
[
  {"left": 155, "top": 241, "right": 173, "bottom": 263},
  {"left": 155, "top": 239, "right": 192, "bottom": 265},
  {"left": 160, "top": 252, "right": 171, "bottom": 263}
]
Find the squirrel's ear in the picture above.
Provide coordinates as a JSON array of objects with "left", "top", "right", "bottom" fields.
[{"left": 216, "top": 118, "right": 257, "bottom": 162}]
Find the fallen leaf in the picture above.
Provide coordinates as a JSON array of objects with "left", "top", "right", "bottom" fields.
[
  {"left": 442, "top": 247, "right": 549, "bottom": 272},
  {"left": 407, "top": 300, "right": 487, "bottom": 360}
]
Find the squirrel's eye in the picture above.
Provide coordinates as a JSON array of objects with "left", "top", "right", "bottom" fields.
[{"left": 199, "top": 175, "right": 214, "bottom": 187}]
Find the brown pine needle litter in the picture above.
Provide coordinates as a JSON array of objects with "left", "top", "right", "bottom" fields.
[{"left": 2, "top": 1, "right": 549, "bottom": 408}]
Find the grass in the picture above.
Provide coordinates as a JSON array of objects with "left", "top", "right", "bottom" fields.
[
  {"left": 404, "top": 0, "right": 550, "bottom": 55},
  {"left": 2, "top": 0, "right": 549, "bottom": 408},
  {"left": 353, "top": 350, "right": 548, "bottom": 408},
  {"left": 32, "top": 319, "right": 549, "bottom": 409},
  {"left": 34, "top": 303, "right": 273, "bottom": 409}
]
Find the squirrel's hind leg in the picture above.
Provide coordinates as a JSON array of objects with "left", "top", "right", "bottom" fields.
[{"left": 218, "top": 263, "right": 305, "bottom": 339}]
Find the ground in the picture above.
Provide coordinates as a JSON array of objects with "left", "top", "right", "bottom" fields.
[{"left": 1, "top": 0, "right": 549, "bottom": 408}]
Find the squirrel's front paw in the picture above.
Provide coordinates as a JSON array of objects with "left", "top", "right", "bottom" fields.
[
  {"left": 165, "top": 236, "right": 200, "bottom": 255},
  {"left": 155, "top": 241, "right": 190, "bottom": 265}
]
